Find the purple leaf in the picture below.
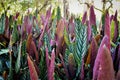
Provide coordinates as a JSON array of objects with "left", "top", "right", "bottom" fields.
[
  {"left": 68, "top": 16, "right": 75, "bottom": 35},
  {"left": 93, "top": 35, "right": 108, "bottom": 79},
  {"left": 93, "top": 44, "right": 115, "bottom": 80},
  {"left": 46, "top": 6, "right": 52, "bottom": 20},
  {"left": 113, "top": 44, "right": 120, "bottom": 74},
  {"left": 116, "top": 70, "right": 120, "bottom": 80},
  {"left": 23, "top": 16, "right": 33, "bottom": 35},
  {"left": 26, "top": 34, "right": 39, "bottom": 64},
  {"left": 49, "top": 49, "right": 55, "bottom": 80},
  {"left": 93, "top": 35, "right": 115, "bottom": 80},
  {"left": 110, "top": 15, "right": 114, "bottom": 24},
  {"left": 80, "top": 59, "right": 84, "bottom": 80},
  {"left": 89, "top": 5, "right": 96, "bottom": 26},
  {"left": 82, "top": 11, "right": 87, "bottom": 24},
  {"left": 104, "top": 12, "right": 110, "bottom": 50},
  {"left": 50, "top": 39, "right": 56, "bottom": 46},
  {"left": 90, "top": 37, "right": 98, "bottom": 74},
  {"left": 86, "top": 20, "right": 92, "bottom": 43},
  {"left": 27, "top": 55, "right": 38, "bottom": 80},
  {"left": 46, "top": 48, "right": 55, "bottom": 80}
]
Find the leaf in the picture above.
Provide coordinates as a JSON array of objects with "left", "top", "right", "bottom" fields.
[
  {"left": 56, "top": 19, "right": 65, "bottom": 39},
  {"left": 0, "top": 14, "right": 5, "bottom": 34},
  {"left": 56, "top": 6, "right": 61, "bottom": 21},
  {"left": 0, "top": 49, "right": 9, "bottom": 55},
  {"left": 46, "top": 47, "right": 49, "bottom": 70},
  {"left": 116, "top": 70, "right": 120, "bottom": 80},
  {"left": 46, "top": 48, "right": 55, "bottom": 80},
  {"left": 51, "top": 17, "right": 57, "bottom": 39},
  {"left": 94, "top": 34, "right": 102, "bottom": 44},
  {"left": 89, "top": 5, "right": 96, "bottom": 26},
  {"left": 27, "top": 55, "right": 38, "bottom": 80},
  {"left": 112, "top": 10, "right": 119, "bottom": 42},
  {"left": 90, "top": 37, "right": 98, "bottom": 78},
  {"left": 68, "top": 53, "right": 76, "bottom": 80},
  {"left": 46, "top": 6, "right": 52, "bottom": 20},
  {"left": 64, "top": 27, "right": 70, "bottom": 46},
  {"left": 104, "top": 12, "right": 110, "bottom": 50},
  {"left": 15, "top": 41, "right": 22, "bottom": 73},
  {"left": 110, "top": 20, "right": 115, "bottom": 41},
  {"left": 82, "top": 11, "right": 87, "bottom": 24},
  {"left": 86, "top": 20, "right": 92, "bottom": 43},
  {"left": 68, "top": 16, "right": 75, "bottom": 35},
  {"left": 49, "top": 49, "right": 55, "bottom": 80},
  {"left": 93, "top": 35, "right": 114, "bottom": 80},
  {"left": 74, "top": 18, "right": 87, "bottom": 78},
  {"left": 11, "top": 21, "right": 19, "bottom": 44},
  {"left": 75, "top": 18, "right": 87, "bottom": 65},
  {"left": 93, "top": 45, "right": 115, "bottom": 80},
  {"left": 26, "top": 34, "right": 39, "bottom": 64},
  {"left": 113, "top": 44, "right": 120, "bottom": 73},
  {"left": 85, "top": 37, "right": 98, "bottom": 71}
]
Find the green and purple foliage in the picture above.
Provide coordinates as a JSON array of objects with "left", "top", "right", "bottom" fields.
[{"left": 0, "top": 3, "right": 120, "bottom": 80}]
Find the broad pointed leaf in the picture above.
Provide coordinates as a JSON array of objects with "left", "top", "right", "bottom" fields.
[{"left": 27, "top": 55, "right": 38, "bottom": 80}]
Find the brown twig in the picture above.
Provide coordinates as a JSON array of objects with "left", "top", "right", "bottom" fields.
[{"left": 77, "top": 0, "right": 104, "bottom": 13}]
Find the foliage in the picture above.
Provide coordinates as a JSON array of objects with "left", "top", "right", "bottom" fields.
[{"left": 0, "top": 1, "right": 120, "bottom": 80}]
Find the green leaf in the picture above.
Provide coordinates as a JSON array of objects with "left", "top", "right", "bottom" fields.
[
  {"left": 0, "top": 49, "right": 9, "bottom": 55},
  {"left": 11, "top": 21, "right": 19, "bottom": 44},
  {"left": 92, "top": 25, "right": 97, "bottom": 36},
  {"left": 51, "top": 17, "right": 57, "bottom": 39},
  {"left": 75, "top": 19, "right": 87, "bottom": 65},
  {"left": 110, "top": 20, "right": 115, "bottom": 41},
  {"left": 0, "top": 14, "right": 5, "bottom": 34},
  {"left": 44, "top": 33, "right": 51, "bottom": 52},
  {"left": 74, "top": 18, "right": 87, "bottom": 78},
  {"left": 56, "top": 6, "right": 61, "bottom": 21},
  {"left": 64, "top": 27, "right": 70, "bottom": 46},
  {"left": 15, "top": 41, "right": 22, "bottom": 73}
]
